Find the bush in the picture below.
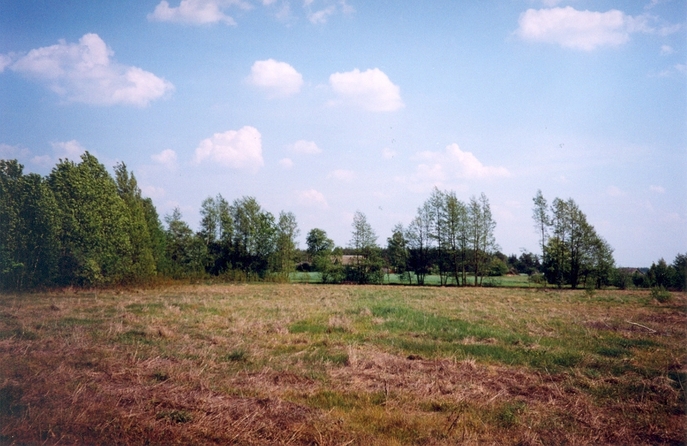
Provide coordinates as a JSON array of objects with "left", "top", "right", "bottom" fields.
[{"left": 650, "top": 286, "right": 671, "bottom": 303}]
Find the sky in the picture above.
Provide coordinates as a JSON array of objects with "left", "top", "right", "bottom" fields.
[{"left": 0, "top": 0, "right": 685, "bottom": 267}]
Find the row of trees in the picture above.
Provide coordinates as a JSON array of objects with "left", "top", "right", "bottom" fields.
[
  {"left": 165, "top": 194, "right": 299, "bottom": 280},
  {"left": 0, "top": 155, "right": 166, "bottom": 289},
  {"left": 2, "top": 154, "right": 681, "bottom": 291},
  {"left": 301, "top": 188, "right": 499, "bottom": 286},
  {"left": 0, "top": 154, "right": 300, "bottom": 290}
]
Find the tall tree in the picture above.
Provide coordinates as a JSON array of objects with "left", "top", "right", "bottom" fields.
[
  {"left": 230, "top": 196, "right": 276, "bottom": 277},
  {"left": 0, "top": 160, "right": 60, "bottom": 290},
  {"left": 48, "top": 153, "right": 133, "bottom": 286},
  {"left": 532, "top": 190, "right": 549, "bottom": 266},
  {"left": 164, "top": 207, "right": 206, "bottom": 278},
  {"left": 387, "top": 223, "right": 410, "bottom": 284},
  {"left": 468, "top": 193, "right": 497, "bottom": 286},
  {"left": 443, "top": 190, "right": 469, "bottom": 286},
  {"left": 348, "top": 211, "right": 383, "bottom": 284},
  {"left": 114, "top": 162, "right": 157, "bottom": 282},
  {"left": 406, "top": 204, "right": 432, "bottom": 285},
  {"left": 273, "top": 211, "right": 299, "bottom": 277}
]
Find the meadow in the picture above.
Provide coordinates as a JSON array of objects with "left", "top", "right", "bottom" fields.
[{"left": 0, "top": 284, "right": 684, "bottom": 445}]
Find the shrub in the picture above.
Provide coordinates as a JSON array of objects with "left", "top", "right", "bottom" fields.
[{"left": 650, "top": 286, "right": 671, "bottom": 303}]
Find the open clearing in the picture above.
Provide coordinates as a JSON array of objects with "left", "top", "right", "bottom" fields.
[{"left": 0, "top": 285, "right": 685, "bottom": 445}]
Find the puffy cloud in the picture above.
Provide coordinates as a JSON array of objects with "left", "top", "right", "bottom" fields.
[
  {"left": 148, "top": 0, "right": 240, "bottom": 25},
  {"left": 289, "top": 139, "right": 321, "bottom": 155},
  {"left": 193, "top": 126, "right": 263, "bottom": 173},
  {"left": 279, "top": 157, "right": 294, "bottom": 169},
  {"left": 5, "top": 34, "right": 173, "bottom": 106},
  {"left": 247, "top": 59, "right": 303, "bottom": 98},
  {"left": 151, "top": 149, "right": 178, "bottom": 169},
  {"left": 649, "top": 185, "right": 666, "bottom": 193},
  {"left": 329, "top": 68, "right": 404, "bottom": 112},
  {"left": 515, "top": 7, "right": 650, "bottom": 51},
  {"left": 327, "top": 169, "right": 355, "bottom": 181},
  {"left": 413, "top": 143, "right": 510, "bottom": 181},
  {"left": 298, "top": 189, "right": 328, "bottom": 208}
]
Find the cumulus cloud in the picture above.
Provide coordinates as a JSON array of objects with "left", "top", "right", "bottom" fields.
[
  {"left": 4, "top": 33, "right": 173, "bottom": 106},
  {"left": 308, "top": 5, "right": 336, "bottom": 24},
  {"left": 279, "top": 158, "right": 294, "bottom": 169},
  {"left": 515, "top": 7, "right": 652, "bottom": 51},
  {"left": 298, "top": 189, "right": 328, "bottom": 208},
  {"left": 151, "top": 149, "right": 178, "bottom": 169},
  {"left": 147, "top": 0, "right": 243, "bottom": 25},
  {"left": 247, "top": 59, "right": 303, "bottom": 98},
  {"left": 329, "top": 68, "right": 404, "bottom": 112},
  {"left": 327, "top": 169, "right": 355, "bottom": 181},
  {"left": 649, "top": 185, "right": 666, "bottom": 193},
  {"left": 193, "top": 126, "right": 263, "bottom": 173},
  {"left": 289, "top": 140, "right": 321, "bottom": 155},
  {"left": 413, "top": 143, "right": 510, "bottom": 181}
]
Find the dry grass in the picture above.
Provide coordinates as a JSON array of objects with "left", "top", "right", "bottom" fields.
[{"left": 0, "top": 284, "right": 685, "bottom": 445}]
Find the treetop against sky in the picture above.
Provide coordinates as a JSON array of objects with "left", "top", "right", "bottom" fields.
[{"left": 0, "top": 0, "right": 684, "bottom": 266}]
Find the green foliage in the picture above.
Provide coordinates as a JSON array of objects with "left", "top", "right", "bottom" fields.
[
  {"left": 48, "top": 153, "right": 136, "bottom": 286},
  {"left": 650, "top": 286, "right": 671, "bottom": 303},
  {"left": 0, "top": 160, "right": 60, "bottom": 290}
]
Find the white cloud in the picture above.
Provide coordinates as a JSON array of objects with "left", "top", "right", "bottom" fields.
[
  {"left": 141, "top": 185, "right": 166, "bottom": 199},
  {"left": 6, "top": 33, "right": 173, "bottom": 106},
  {"left": 413, "top": 143, "right": 510, "bottom": 180},
  {"left": 515, "top": 7, "right": 651, "bottom": 51},
  {"left": 308, "top": 5, "right": 336, "bottom": 24},
  {"left": 327, "top": 169, "right": 355, "bottom": 181},
  {"left": 298, "top": 189, "right": 328, "bottom": 208},
  {"left": 660, "top": 44, "right": 674, "bottom": 55},
  {"left": 51, "top": 140, "right": 86, "bottom": 160},
  {"left": 0, "top": 143, "right": 30, "bottom": 159},
  {"left": 650, "top": 185, "right": 666, "bottom": 193},
  {"left": 151, "top": 149, "right": 178, "bottom": 169},
  {"left": 279, "top": 157, "right": 294, "bottom": 169},
  {"left": 148, "top": 0, "right": 239, "bottom": 25},
  {"left": 247, "top": 59, "right": 303, "bottom": 98},
  {"left": 27, "top": 140, "right": 86, "bottom": 167},
  {"left": 193, "top": 126, "right": 263, "bottom": 173},
  {"left": 0, "top": 54, "right": 12, "bottom": 73},
  {"left": 382, "top": 147, "right": 396, "bottom": 159},
  {"left": 329, "top": 68, "right": 404, "bottom": 112},
  {"left": 289, "top": 139, "right": 321, "bottom": 154}
]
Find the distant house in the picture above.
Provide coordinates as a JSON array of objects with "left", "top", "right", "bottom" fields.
[
  {"left": 617, "top": 267, "right": 643, "bottom": 276},
  {"left": 340, "top": 255, "right": 363, "bottom": 266}
]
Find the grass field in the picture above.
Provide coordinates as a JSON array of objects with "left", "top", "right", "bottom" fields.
[{"left": 0, "top": 284, "right": 685, "bottom": 445}]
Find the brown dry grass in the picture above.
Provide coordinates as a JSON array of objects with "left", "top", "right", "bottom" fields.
[{"left": 0, "top": 284, "right": 685, "bottom": 445}]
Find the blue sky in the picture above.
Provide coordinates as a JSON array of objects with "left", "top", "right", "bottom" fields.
[{"left": 1, "top": 0, "right": 685, "bottom": 267}]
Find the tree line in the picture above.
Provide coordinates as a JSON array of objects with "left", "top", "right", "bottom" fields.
[{"left": 1, "top": 154, "right": 684, "bottom": 291}]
